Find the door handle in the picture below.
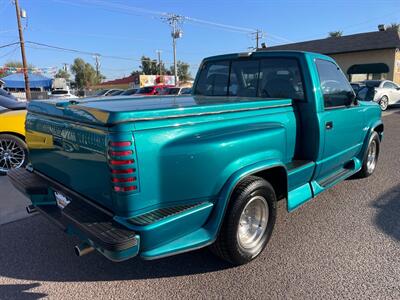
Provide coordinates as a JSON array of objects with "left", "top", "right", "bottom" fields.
[{"left": 326, "top": 121, "right": 333, "bottom": 130}]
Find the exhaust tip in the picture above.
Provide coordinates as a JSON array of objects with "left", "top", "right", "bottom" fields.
[
  {"left": 74, "top": 243, "right": 95, "bottom": 257},
  {"left": 26, "top": 205, "right": 37, "bottom": 214}
]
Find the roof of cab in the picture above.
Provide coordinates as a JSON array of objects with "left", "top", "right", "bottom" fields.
[{"left": 201, "top": 50, "right": 334, "bottom": 64}]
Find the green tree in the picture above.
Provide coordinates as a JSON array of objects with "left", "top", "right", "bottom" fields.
[
  {"left": 55, "top": 69, "right": 70, "bottom": 81},
  {"left": 133, "top": 56, "right": 171, "bottom": 75},
  {"left": 328, "top": 30, "right": 343, "bottom": 37},
  {"left": 170, "top": 61, "right": 192, "bottom": 82},
  {"left": 70, "top": 58, "right": 103, "bottom": 89},
  {"left": 4, "top": 61, "right": 35, "bottom": 70},
  {"left": 139, "top": 56, "right": 158, "bottom": 75}
]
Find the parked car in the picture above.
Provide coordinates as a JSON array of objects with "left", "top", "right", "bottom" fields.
[
  {"left": 0, "top": 95, "right": 27, "bottom": 175},
  {"left": 10, "top": 51, "right": 383, "bottom": 265},
  {"left": 120, "top": 88, "right": 138, "bottom": 96},
  {"left": 0, "top": 88, "right": 18, "bottom": 100},
  {"left": 162, "top": 87, "right": 192, "bottom": 95},
  {"left": 93, "top": 89, "right": 121, "bottom": 97},
  {"left": 107, "top": 89, "right": 125, "bottom": 96},
  {"left": 135, "top": 85, "right": 174, "bottom": 96},
  {"left": 358, "top": 80, "right": 400, "bottom": 111},
  {"left": 50, "top": 89, "right": 78, "bottom": 99}
]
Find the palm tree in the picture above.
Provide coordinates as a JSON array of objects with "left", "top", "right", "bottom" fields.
[{"left": 388, "top": 23, "right": 400, "bottom": 31}]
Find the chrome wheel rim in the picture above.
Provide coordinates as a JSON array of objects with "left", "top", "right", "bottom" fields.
[
  {"left": 380, "top": 97, "right": 388, "bottom": 110},
  {"left": 366, "top": 140, "right": 377, "bottom": 173},
  {"left": 237, "top": 196, "right": 269, "bottom": 249},
  {"left": 0, "top": 139, "right": 26, "bottom": 173}
]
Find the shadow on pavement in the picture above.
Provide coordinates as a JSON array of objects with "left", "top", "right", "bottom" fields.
[
  {"left": 0, "top": 283, "right": 47, "bottom": 300},
  {"left": 372, "top": 184, "right": 400, "bottom": 242},
  {"left": 0, "top": 215, "right": 231, "bottom": 282}
]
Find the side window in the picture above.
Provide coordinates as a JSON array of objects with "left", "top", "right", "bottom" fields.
[
  {"left": 316, "top": 59, "right": 354, "bottom": 108},
  {"left": 194, "top": 61, "right": 229, "bottom": 96},
  {"left": 383, "top": 82, "right": 397, "bottom": 89}
]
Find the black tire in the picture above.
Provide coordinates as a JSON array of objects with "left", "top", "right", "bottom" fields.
[
  {"left": 210, "top": 176, "right": 277, "bottom": 265},
  {"left": 355, "top": 131, "right": 380, "bottom": 178},
  {"left": 379, "top": 96, "right": 389, "bottom": 111},
  {"left": 0, "top": 134, "right": 28, "bottom": 176}
]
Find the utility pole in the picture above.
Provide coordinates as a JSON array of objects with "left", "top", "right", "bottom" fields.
[
  {"left": 62, "top": 63, "right": 68, "bottom": 72},
  {"left": 252, "top": 29, "right": 264, "bottom": 49},
  {"left": 14, "top": 0, "right": 31, "bottom": 101},
  {"left": 156, "top": 50, "right": 162, "bottom": 76},
  {"left": 163, "top": 14, "right": 184, "bottom": 86}
]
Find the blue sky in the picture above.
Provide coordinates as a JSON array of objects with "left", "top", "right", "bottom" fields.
[{"left": 1, "top": 0, "right": 400, "bottom": 80}]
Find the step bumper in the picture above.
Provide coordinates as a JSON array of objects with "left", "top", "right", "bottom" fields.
[{"left": 8, "top": 168, "right": 140, "bottom": 262}]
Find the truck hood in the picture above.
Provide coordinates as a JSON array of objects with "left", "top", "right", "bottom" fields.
[{"left": 27, "top": 95, "right": 291, "bottom": 127}]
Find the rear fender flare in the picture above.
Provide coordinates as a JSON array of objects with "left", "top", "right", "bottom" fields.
[{"left": 204, "top": 159, "right": 287, "bottom": 240}]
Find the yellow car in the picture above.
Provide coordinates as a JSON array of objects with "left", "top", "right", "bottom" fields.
[{"left": 0, "top": 95, "right": 28, "bottom": 175}]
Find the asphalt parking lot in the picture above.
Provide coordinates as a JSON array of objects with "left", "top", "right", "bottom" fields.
[{"left": 0, "top": 109, "right": 399, "bottom": 299}]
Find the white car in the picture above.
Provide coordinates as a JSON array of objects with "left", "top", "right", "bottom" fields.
[
  {"left": 359, "top": 80, "right": 400, "bottom": 111},
  {"left": 50, "top": 89, "right": 78, "bottom": 99}
]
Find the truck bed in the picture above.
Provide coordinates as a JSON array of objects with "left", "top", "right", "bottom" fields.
[{"left": 28, "top": 96, "right": 292, "bottom": 126}]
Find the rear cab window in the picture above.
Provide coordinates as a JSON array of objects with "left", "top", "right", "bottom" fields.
[{"left": 194, "top": 57, "right": 305, "bottom": 101}]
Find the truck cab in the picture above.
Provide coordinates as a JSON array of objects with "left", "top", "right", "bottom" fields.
[{"left": 9, "top": 51, "right": 383, "bottom": 265}]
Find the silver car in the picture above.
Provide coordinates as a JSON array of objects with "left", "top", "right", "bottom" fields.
[{"left": 359, "top": 80, "right": 400, "bottom": 111}]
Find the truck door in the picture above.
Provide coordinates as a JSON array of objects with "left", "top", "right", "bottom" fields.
[{"left": 314, "top": 59, "right": 365, "bottom": 180}]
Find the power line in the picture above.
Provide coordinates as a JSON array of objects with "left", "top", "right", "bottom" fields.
[
  {"left": 24, "top": 40, "right": 202, "bottom": 67},
  {"left": 0, "top": 45, "right": 19, "bottom": 59},
  {"left": 0, "top": 42, "right": 20, "bottom": 49}
]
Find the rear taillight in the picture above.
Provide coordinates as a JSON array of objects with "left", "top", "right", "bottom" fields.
[
  {"left": 110, "top": 141, "right": 131, "bottom": 147},
  {"left": 113, "top": 186, "right": 137, "bottom": 192},
  {"left": 108, "top": 140, "right": 138, "bottom": 193},
  {"left": 110, "top": 159, "right": 134, "bottom": 165},
  {"left": 111, "top": 168, "right": 135, "bottom": 174}
]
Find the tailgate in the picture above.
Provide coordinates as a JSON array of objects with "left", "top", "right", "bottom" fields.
[{"left": 26, "top": 112, "right": 117, "bottom": 210}]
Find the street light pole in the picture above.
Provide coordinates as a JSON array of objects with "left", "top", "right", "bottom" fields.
[{"left": 14, "top": 0, "right": 31, "bottom": 101}]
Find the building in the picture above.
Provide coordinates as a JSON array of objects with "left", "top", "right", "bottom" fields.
[
  {"left": 92, "top": 74, "right": 177, "bottom": 90},
  {"left": 92, "top": 75, "right": 136, "bottom": 90},
  {"left": 267, "top": 26, "right": 400, "bottom": 84}
]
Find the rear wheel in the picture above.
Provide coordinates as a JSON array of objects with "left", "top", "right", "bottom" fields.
[
  {"left": 355, "top": 131, "right": 380, "bottom": 178},
  {"left": 0, "top": 134, "right": 28, "bottom": 175},
  {"left": 379, "top": 96, "right": 389, "bottom": 111},
  {"left": 210, "top": 176, "right": 277, "bottom": 265}
]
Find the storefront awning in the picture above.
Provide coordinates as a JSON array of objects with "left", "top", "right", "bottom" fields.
[
  {"left": 347, "top": 63, "right": 389, "bottom": 75},
  {"left": 2, "top": 73, "right": 52, "bottom": 89}
]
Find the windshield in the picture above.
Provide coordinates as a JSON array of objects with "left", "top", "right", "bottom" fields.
[
  {"left": 136, "top": 86, "right": 154, "bottom": 94},
  {"left": 121, "top": 89, "right": 137, "bottom": 95},
  {"left": 94, "top": 89, "right": 108, "bottom": 96},
  {"left": 51, "top": 90, "right": 69, "bottom": 95},
  {"left": 194, "top": 58, "right": 305, "bottom": 101},
  {"left": 109, "top": 90, "right": 124, "bottom": 96}
]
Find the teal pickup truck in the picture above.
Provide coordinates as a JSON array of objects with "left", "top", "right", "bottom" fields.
[{"left": 9, "top": 51, "right": 383, "bottom": 265}]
